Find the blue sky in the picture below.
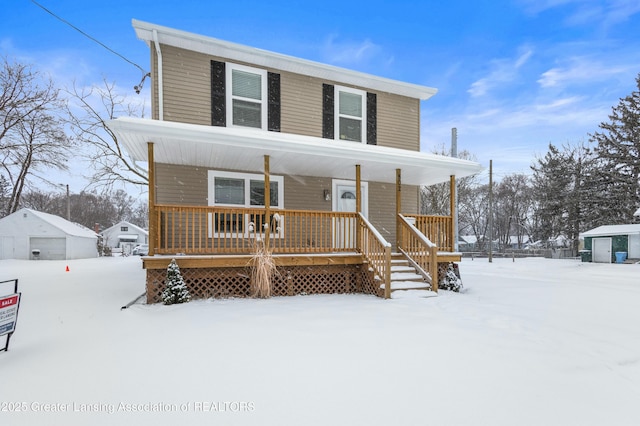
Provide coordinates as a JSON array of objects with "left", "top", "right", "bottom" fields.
[{"left": 3, "top": 0, "right": 640, "bottom": 191}]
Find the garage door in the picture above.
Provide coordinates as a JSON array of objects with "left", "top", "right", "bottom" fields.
[
  {"left": 592, "top": 237, "right": 612, "bottom": 263},
  {"left": 629, "top": 234, "right": 640, "bottom": 259},
  {"left": 30, "top": 237, "right": 66, "bottom": 260}
]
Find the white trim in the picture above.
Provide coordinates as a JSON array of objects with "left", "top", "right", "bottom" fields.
[
  {"left": 334, "top": 85, "right": 366, "bottom": 143},
  {"left": 208, "top": 170, "right": 284, "bottom": 208},
  {"left": 207, "top": 170, "right": 284, "bottom": 239},
  {"left": 225, "top": 63, "right": 268, "bottom": 130},
  {"left": 108, "top": 117, "right": 484, "bottom": 186},
  {"left": 332, "top": 179, "right": 368, "bottom": 219},
  {"left": 132, "top": 19, "right": 437, "bottom": 100}
]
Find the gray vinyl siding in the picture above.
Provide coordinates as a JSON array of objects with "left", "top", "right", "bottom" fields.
[
  {"left": 280, "top": 71, "right": 323, "bottom": 138},
  {"left": 376, "top": 92, "right": 420, "bottom": 151},
  {"left": 157, "top": 44, "right": 212, "bottom": 125},
  {"left": 155, "top": 163, "right": 208, "bottom": 205},
  {"left": 154, "top": 46, "right": 420, "bottom": 151}
]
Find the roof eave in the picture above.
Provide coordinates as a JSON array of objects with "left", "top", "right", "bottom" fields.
[
  {"left": 131, "top": 19, "right": 437, "bottom": 101},
  {"left": 108, "top": 117, "right": 483, "bottom": 187}
]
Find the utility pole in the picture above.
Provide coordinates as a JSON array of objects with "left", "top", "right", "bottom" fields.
[
  {"left": 66, "top": 184, "right": 70, "bottom": 221},
  {"left": 451, "top": 128, "right": 458, "bottom": 252},
  {"left": 488, "top": 160, "right": 493, "bottom": 263}
]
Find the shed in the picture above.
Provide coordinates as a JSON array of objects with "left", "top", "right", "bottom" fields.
[
  {"left": 580, "top": 224, "right": 640, "bottom": 263},
  {"left": 0, "top": 208, "right": 98, "bottom": 260},
  {"left": 101, "top": 221, "right": 148, "bottom": 254}
]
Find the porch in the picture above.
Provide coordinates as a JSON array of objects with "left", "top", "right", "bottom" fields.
[
  {"left": 106, "top": 117, "right": 481, "bottom": 302},
  {"left": 142, "top": 204, "right": 460, "bottom": 301}
]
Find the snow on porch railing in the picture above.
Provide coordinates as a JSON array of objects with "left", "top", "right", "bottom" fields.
[
  {"left": 403, "top": 213, "right": 454, "bottom": 252},
  {"left": 152, "top": 204, "right": 359, "bottom": 255},
  {"left": 358, "top": 212, "right": 392, "bottom": 298},
  {"left": 397, "top": 214, "right": 438, "bottom": 292}
]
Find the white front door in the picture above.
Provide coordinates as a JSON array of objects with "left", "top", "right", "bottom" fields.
[{"left": 332, "top": 180, "right": 368, "bottom": 249}]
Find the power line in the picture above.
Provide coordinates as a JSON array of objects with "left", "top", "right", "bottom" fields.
[{"left": 30, "top": 0, "right": 148, "bottom": 76}]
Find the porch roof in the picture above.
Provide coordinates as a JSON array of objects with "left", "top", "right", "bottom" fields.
[{"left": 108, "top": 117, "right": 483, "bottom": 186}]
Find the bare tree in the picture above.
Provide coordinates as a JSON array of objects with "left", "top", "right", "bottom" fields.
[
  {"left": 420, "top": 144, "right": 478, "bottom": 215},
  {"left": 65, "top": 79, "right": 148, "bottom": 191},
  {"left": 0, "top": 57, "right": 69, "bottom": 216}
]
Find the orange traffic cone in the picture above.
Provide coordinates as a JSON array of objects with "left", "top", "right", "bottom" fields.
[{"left": 65, "top": 265, "right": 70, "bottom": 272}]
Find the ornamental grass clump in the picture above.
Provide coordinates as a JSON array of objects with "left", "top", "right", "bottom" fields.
[
  {"left": 162, "top": 259, "right": 191, "bottom": 305},
  {"left": 249, "top": 240, "right": 276, "bottom": 298}
]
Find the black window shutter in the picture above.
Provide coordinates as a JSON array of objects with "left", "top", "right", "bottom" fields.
[
  {"left": 211, "top": 60, "right": 226, "bottom": 127},
  {"left": 322, "top": 84, "right": 334, "bottom": 139},
  {"left": 367, "top": 92, "right": 377, "bottom": 145},
  {"left": 267, "top": 72, "right": 281, "bottom": 132}
]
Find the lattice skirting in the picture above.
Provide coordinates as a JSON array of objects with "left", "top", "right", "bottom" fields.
[{"left": 146, "top": 264, "right": 381, "bottom": 303}]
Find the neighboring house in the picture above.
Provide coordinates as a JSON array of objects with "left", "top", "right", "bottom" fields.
[
  {"left": 580, "top": 224, "right": 640, "bottom": 263},
  {"left": 101, "top": 221, "right": 149, "bottom": 255},
  {"left": 507, "top": 235, "right": 530, "bottom": 249},
  {"left": 108, "top": 20, "right": 483, "bottom": 302},
  {"left": 458, "top": 235, "right": 478, "bottom": 252},
  {"left": 0, "top": 208, "right": 98, "bottom": 260}
]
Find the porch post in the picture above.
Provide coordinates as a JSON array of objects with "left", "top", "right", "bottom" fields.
[
  {"left": 148, "top": 142, "right": 156, "bottom": 256},
  {"left": 450, "top": 175, "right": 456, "bottom": 252},
  {"left": 355, "top": 164, "right": 361, "bottom": 251},
  {"left": 396, "top": 168, "right": 401, "bottom": 250},
  {"left": 264, "top": 155, "right": 271, "bottom": 249}
]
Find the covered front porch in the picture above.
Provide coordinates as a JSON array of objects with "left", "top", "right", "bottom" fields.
[{"left": 108, "top": 117, "right": 483, "bottom": 301}]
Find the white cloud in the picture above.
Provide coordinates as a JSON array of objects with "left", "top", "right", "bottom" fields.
[
  {"left": 467, "top": 46, "right": 533, "bottom": 98},
  {"left": 518, "top": 0, "right": 640, "bottom": 27},
  {"left": 537, "top": 56, "right": 633, "bottom": 88},
  {"left": 320, "top": 34, "right": 387, "bottom": 67}
]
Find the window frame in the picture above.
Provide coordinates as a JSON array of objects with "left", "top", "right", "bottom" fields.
[
  {"left": 207, "top": 170, "right": 284, "bottom": 238},
  {"left": 334, "top": 85, "right": 367, "bottom": 143},
  {"left": 225, "top": 63, "right": 268, "bottom": 130}
]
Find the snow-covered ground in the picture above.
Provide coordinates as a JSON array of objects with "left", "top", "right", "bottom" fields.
[{"left": 1, "top": 256, "right": 639, "bottom": 426}]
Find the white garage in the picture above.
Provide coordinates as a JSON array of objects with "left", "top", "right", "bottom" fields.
[{"left": 0, "top": 208, "right": 98, "bottom": 260}]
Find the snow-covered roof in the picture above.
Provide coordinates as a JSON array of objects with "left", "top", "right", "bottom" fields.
[
  {"left": 581, "top": 224, "right": 640, "bottom": 237},
  {"left": 459, "top": 235, "right": 478, "bottom": 244},
  {"left": 101, "top": 221, "right": 148, "bottom": 236},
  {"left": 634, "top": 207, "right": 640, "bottom": 217},
  {"left": 508, "top": 235, "right": 530, "bottom": 245},
  {"left": 21, "top": 209, "right": 97, "bottom": 238},
  {"left": 108, "top": 117, "right": 483, "bottom": 186},
  {"left": 132, "top": 19, "right": 438, "bottom": 100}
]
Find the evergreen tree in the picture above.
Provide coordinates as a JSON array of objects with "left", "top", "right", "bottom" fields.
[
  {"left": 531, "top": 142, "right": 594, "bottom": 253},
  {"left": 589, "top": 73, "right": 640, "bottom": 224},
  {"left": 162, "top": 259, "right": 191, "bottom": 305}
]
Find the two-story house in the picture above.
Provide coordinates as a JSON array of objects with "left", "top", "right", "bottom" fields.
[{"left": 108, "top": 19, "right": 483, "bottom": 302}]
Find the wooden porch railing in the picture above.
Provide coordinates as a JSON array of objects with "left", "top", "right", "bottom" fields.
[
  {"left": 403, "top": 214, "right": 454, "bottom": 252},
  {"left": 358, "top": 212, "right": 392, "bottom": 298},
  {"left": 153, "top": 204, "right": 360, "bottom": 255},
  {"left": 397, "top": 214, "right": 439, "bottom": 292}
]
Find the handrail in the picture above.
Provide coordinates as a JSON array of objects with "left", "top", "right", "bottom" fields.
[
  {"left": 358, "top": 212, "right": 392, "bottom": 298},
  {"left": 397, "top": 214, "right": 439, "bottom": 292},
  {"left": 152, "top": 204, "right": 360, "bottom": 255},
  {"left": 403, "top": 214, "right": 453, "bottom": 252}
]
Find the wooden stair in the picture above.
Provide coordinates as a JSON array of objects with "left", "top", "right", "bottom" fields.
[{"left": 380, "top": 253, "right": 436, "bottom": 299}]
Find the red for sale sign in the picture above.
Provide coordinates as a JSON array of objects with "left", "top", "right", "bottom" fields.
[{"left": 0, "top": 293, "right": 21, "bottom": 336}]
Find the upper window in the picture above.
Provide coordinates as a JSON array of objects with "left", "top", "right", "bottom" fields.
[
  {"left": 335, "top": 86, "right": 366, "bottom": 143},
  {"left": 120, "top": 226, "right": 128, "bottom": 232},
  {"left": 226, "top": 63, "right": 268, "bottom": 129}
]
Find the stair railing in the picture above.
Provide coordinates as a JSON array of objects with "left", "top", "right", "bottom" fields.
[
  {"left": 358, "top": 212, "right": 392, "bottom": 298},
  {"left": 397, "top": 214, "right": 439, "bottom": 292}
]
